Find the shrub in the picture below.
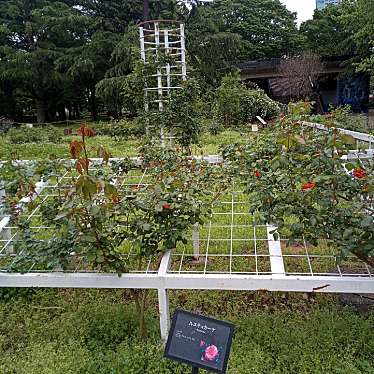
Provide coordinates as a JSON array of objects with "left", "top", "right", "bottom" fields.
[
  {"left": 110, "top": 119, "right": 145, "bottom": 141},
  {"left": 91, "top": 122, "right": 113, "bottom": 136},
  {"left": 81, "top": 121, "right": 145, "bottom": 139},
  {"left": 7, "top": 126, "right": 62, "bottom": 144},
  {"left": 7, "top": 124, "right": 229, "bottom": 338},
  {"left": 309, "top": 105, "right": 368, "bottom": 132},
  {"left": 215, "top": 74, "right": 280, "bottom": 128}
]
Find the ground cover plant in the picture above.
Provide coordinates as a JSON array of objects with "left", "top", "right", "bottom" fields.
[{"left": 0, "top": 288, "right": 373, "bottom": 374}]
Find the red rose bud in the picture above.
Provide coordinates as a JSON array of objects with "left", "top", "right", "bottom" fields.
[
  {"left": 112, "top": 196, "right": 120, "bottom": 204},
  {"left": 302, "top": 182, "right": 316, "bottom": 191},
  {"left": 255, "top": 170, "right": 261, "bottom": 178},
  {"left": 162, "top": 202, "right": 170, "bottom": 210},
  {"left": 353, "top": 168, "right": 366, "bottom": 179}
]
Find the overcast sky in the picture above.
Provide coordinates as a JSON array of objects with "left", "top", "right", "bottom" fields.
[{"left": 280, "top": 0, "right": 316, "bottom": 25}]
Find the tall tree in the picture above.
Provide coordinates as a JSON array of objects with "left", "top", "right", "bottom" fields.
[
  {"left": 196, "top": 0, "right": 302, "bottom": 60},
  {"left": 300, "top": 0, "right": 373, "bottom": 76},
  {"left": 143, "top": 0, "right": 149, "bottom": 20},
  {"left": 300, "top": 5, "right": 352, "bottom": 58},
  {"left": 0, "top": 0, "right": 89, "bottom": 122},
  {"left": 186, "top": 0, "right": 302, "bottom": 85},
  {"left": 340, "top": 0, "right": 374, "bottom": 74}
]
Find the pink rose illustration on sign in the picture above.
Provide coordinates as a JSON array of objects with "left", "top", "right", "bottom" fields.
[{"left": 204, "top": 345, "right": 219, "bottom": 361}]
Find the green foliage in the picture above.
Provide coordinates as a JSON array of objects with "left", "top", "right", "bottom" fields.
[
  {"left": 7, "top": 126, "right": 63, "bottom": 144},
  {"left": 0, "top": 0, "right": 90, "bottom": 122},
  {"left": 341, "top": 0, "right": 374, "bottom": 74},
  {"left": 223, "top": 102, "right": 374, "bottom": 266},
  {"left": 300, "top": 5, "right": 351, "bottom": 58},
  {"left": 0, "top": 126, "right": 250, "bottom": 161},
  {"left": 0, "top": 287, "right": 38, "bottom": 301},
  {"left": 95, "top": 27, "right": 142, "bottom": 117},
  {"left": 0, "top": 0, "right": 372, "bottom": 123},
  {"left": 301, "top": 0, "right": 374, "bottom": 75},
  {"left": 163, "top": 78, "right": 203, "bottom": 151},
  {"left": 187, "top": 0, "right": 302, "bottom": 85},
  {"left": 4, "top": 124, "right": 231, "bottom": 336},
  {"left": 310, "top": 105, "right": 369, "bottom": 132},
  {"left": 215, "top": 74, "right": 280, "bottom": 128},
  {"left": 0, "top": 288, "right": 373, "bottom": 373},
  {"left": 92, "top": 119, "right": 146, "bottom": 140}
]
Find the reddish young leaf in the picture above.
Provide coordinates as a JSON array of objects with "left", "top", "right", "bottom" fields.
[
  {"left": 70, "top": 140, "right": 83, "bottom": 159},
  {"left": 77, "top": 124, "right": 96, "bottom": 137},
  {"left": 76, "top": 157, "right": 91, "bottom": 174}
]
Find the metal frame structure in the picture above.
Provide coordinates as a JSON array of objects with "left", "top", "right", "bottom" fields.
[{"left": 139, "top": 20, "right": 187, "bottom": 145}]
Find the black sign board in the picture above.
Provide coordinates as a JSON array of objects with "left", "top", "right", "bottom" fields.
[{"left": 164, "top": 310, "right": 234, "bottom": 373}]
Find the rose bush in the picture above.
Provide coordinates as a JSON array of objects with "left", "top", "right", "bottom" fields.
[
  {"left": 222, "top": 103, "right": 374, "bottom": 267},
  {"left": 4, "top": 124, "right": 231, "bottom": 337}
]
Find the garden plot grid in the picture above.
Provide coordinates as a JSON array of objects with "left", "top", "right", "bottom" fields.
[{"left": 0, "top": 165, "right": 373, "bottom": 279}]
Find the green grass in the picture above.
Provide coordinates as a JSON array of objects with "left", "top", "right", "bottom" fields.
[
  {"left": 0, "top": 288, "right": 373, "bottom": 373},
  {"left": 0, "top": 128, "right": 247, "bottom": 160},
  {"left": 0, "top": 134, "right": 139, "bottom": 160}
]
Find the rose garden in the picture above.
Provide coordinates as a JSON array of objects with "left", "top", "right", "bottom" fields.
[{"left": 0, "top": 0, "right": 374, "bottom": 373}]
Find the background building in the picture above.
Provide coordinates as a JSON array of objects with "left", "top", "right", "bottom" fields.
[
  {"left": 316, "top": 0, "right": 342, "bottom": 10},
  {"left": 238, "top": 57, "right": 370, "bottom": 113}
]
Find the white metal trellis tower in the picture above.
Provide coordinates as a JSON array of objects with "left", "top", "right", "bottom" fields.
[{"left": 139, "top": 20, "right": 187, "bottom": 146}]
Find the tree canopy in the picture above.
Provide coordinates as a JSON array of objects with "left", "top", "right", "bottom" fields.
[
  {"left": 0, "top": 0, "right": 371, "bottom": 122},
  {"left": 300, "top": 0, "right": 374, "bottom": 74}
]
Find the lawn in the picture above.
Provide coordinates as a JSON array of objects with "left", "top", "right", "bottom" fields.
[
  {"left": 1, "top": 288, "right": 373, "bottom": 374},
  {"left": 0, "top": 125, "right": 249, "bottom": 160}
]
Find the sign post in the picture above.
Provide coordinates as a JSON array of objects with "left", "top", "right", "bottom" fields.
[{"left": 164, "top": 310, "right": 234, "bottom": 374}]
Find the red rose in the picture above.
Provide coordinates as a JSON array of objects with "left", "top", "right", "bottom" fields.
[
  {"left": 353, "top": 168, "right": 366, "bottom": 179},
  {"left": 302, "top": 182, "right": 316, "bottom": 191},
  {"left": 162, "top": 202, "right": 170, "bottom": 210},
  {"left": 255, "top": 170, "right": 261, "bottom": 178}
]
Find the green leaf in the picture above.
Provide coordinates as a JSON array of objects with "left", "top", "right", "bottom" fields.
[
  {"left": 104, "top": 183, "right": 118, "bottom": 198},
  {"left": 54, "top": 211, "right": 68, "bottom": 221},
  {"left": 345, "top": 163, "right": 355, "bottom": 171},
  {"left": 340, "top": 134, "right": 356, "bottom": 145},
  {"left": 83, "top": 234, "right": 97, "bottom": 243}
]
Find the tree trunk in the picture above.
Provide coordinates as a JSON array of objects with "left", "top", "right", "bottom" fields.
[
  {"left": 130, "top": 289, "right": 149, "bottom": 340},
  {"left": 35, "top": 98, "right": 47, "bottom": 123},
  {"left": 143, "top": 0, "right": 149, "bottom": 21},
  {"left": 88, "top": 88, "right": 98, "bottom": 121}
]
